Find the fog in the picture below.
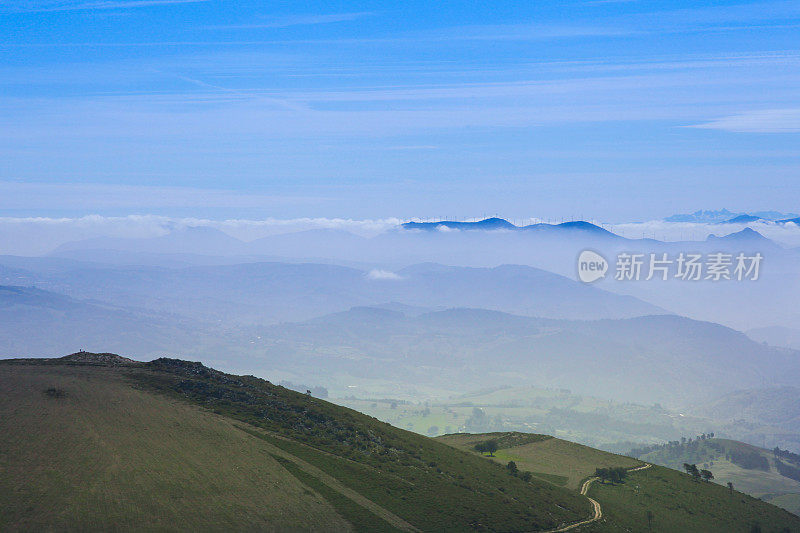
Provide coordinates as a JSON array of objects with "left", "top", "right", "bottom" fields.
[{"left": 3, "top": 216, "right": 800, "bottom": 451}]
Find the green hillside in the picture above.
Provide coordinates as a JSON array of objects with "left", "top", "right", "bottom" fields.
[
  {"left": 438, "top": 431, "right": 800, "bottom": 532},
  {"left": 3, "top": 354, "right": 799, "bottom": 532},
  {"left": 588, "top": 464, "right": 799, "bottom": 532},
  {"left": 632, "top": 437, "right": 800, "bottom": 515},
  {"left": 437, "top": 432, "right": 641, "bottom": 489},
  {"left": 0, "top": 355, "right": 590, "bottom": 532}
]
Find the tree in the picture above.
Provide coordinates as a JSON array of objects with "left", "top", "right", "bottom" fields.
[
  {"left": 700, "top": 469, "right": 714, "bottom": 482},
  {"left": 595, "top": 468, "right": 610, "bottom": 484},
  {"left": 474, "top": 442, "right": 487, "bottom": 454},
  {"left": 727, "top": 481, "right": 734, "bottom": 495},
  {"left": 520, "top": 471, "right": 533, "bottom": 482},
  {"left": 485, "top": 439, "right": 499, "bottom": 456},
  {"left": 506, "top": 461, "right": 518, "bottom": 475},
  {"left": 684, "top": 463, "right": 700, "bottom": 480}
]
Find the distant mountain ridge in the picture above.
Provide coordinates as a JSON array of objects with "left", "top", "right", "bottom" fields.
[
  {"left": 401, "top": 217, "right": 621, "bottom": 239},
  {"left": 666, "top": 209, "right": 799, "bottom": 223}
]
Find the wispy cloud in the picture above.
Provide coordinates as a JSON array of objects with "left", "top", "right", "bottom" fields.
[
  {"left": 6, "top": 0, "right": 208, "bottom": 12},
  {"left": 690, "top": 109, "right": 800, "bottom": 133},
  {"left": 206, "top": 12, "right": 374, "bottom": 30},
  {"left": 366, "top": 269, "right": 404, "bottom": 280}
]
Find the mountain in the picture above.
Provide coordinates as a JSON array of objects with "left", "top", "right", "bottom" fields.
[
  {"left": 705, "top": 227, "right": 779, "bottom": 249},
  {"left": 401, "top": 218, "right": 622, "bottom": 240},
  {"left": 402, "top": 217, "right": 517, "bottom": 231},
  {"left": 631, "top": 437, "right": 800, "bottom": 515},
  {"left": 0, "top": 260, "right": 663, "bottom": 325},
  {"left": 0, "top": 285, "right": 223, "bottom": 359},
  {"left": 666, "top": 209, "right": 798, "bottom": 223},
  {"left": 695, "top": 387, "right": 800, "bottom": 433},
  {"left": 247, "top": 228, "right": 369, "bottom": 258},
  {"left": 54, "top": 226, "right": 247, "bottom": 256},
  {"left": 255, "top": 308, "right": 800, "bottom": 405},
  {"left": 723, "top": 214, "right": 765, "bottom": 224},
  {"left": 748, "top": 326, "right": 800, "bottom": 350},
  {"left": 2, "top": 355, "right": 797, "bottom": 532},
  {"left": 665, "top": 209, "right": 738, "bottom": 223},
  {"left": 520, "top": 220, "right": 621, "bottom": 240}
]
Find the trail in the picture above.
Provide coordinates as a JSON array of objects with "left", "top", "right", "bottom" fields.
[{"left": 546, "top": 463, "right": 652, "bottom": 532}]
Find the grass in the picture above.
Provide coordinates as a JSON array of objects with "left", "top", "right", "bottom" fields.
[
  {"left": 586, "top": 464, "right": 800, "bottom": 532},
  {"left": 438, "top": 432, "right": 641, "bottom": 489},
  {"left": 5, "top": 356, "right": 800, "bottom": 532},
  {"left": 0, "top": 364, "right": 353, "bottom": 532},
  {"left": 1, "top": 358, "right": 591, "bottom": 532},
  {"left": 269, "top": 454, "right": 401, "bottom": 533},
  {"left": 637, "top": 437, "right": 800, "bottom": 515}
]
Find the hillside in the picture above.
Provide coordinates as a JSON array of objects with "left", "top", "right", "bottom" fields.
[
  {"left": 0, "top": 285, "right": 226, "bottom": 359},
  {"left": 0, "top": 259, "right": 662, "bottom": 324},
  {"left": 437, "top": 432, "right": 642, "bottom": 489},
  {"left": 0, "top": 355, "right": 591, "bottom": 532},
  {"left": 437, "top": 431, "right": 800, "bottom": 532},
  {"left": 696, "top": 386, "right": 800, "bottom": 433},
  {"left": 261, "top": 308, "right": 800, "bottom": 405},
  {"left": 3, "top": 355, "right": 798, "bottom": 532},
  {"left": 631, "top": 437, "right": 800, "bottom": 515}
]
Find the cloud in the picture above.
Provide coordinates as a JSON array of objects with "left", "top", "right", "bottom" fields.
[
  {"left": 207, "top": 12, "right": 374, "bottom": 30},
  {"left": 0, "top": 213, "right": 404, "bottom": 255},
  {"left": 366, "top": 269, "right": 404, "bottom": 280},
  {"left": 690, "top": 109, "right": 800, "bottom": 133},
  {"left": 6, "top": 0, "right": 208, "bottom": 12}
]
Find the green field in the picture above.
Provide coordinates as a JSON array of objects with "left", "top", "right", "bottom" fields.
[{"left": 437, "top": 432, "right": 641, "bottom": 489}]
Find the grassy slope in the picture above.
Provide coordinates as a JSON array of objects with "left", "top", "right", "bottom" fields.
[
  {"left": 0, "top": 364, "right": 353, "bottom": 532},
  {"left": 437, "top": 431, "right": 800, "bottom": 532},
  {"left": 437, "top": 432, "right": 641, "bottom": 489},
  {"left": 0, "top": 359, "right": 591, "bottom": 532},
  {"left": 586, "top": 464, "right": 800, "bottom": 532},
  {"left": 637, "top": 438, "right": 800, "bottom": 515}
]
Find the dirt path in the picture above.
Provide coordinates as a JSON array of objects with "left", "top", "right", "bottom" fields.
[
  {"left": 546, "top": 463, "right": 652, "bottom": 532},
  {"left": 231, "top": 421, "right": 421, "bottom": 532}
]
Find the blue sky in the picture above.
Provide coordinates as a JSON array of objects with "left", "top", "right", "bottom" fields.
[{"left": 1, "top": 0, "right": 799, "bottom": 221}]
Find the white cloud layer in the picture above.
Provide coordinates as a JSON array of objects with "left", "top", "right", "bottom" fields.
[
  {"left": 0, "top": 215, "right": 403, "bottom": 255},
  {"left": 691, "top": 108, "right": 800, "bottom": 133},
  {"left": 3, "top": 214, "right": 800, "bottom": 257}
]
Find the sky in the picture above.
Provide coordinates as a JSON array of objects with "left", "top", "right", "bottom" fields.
[{"left": 1, "top": 0, "right": 799, "bottom": 221}]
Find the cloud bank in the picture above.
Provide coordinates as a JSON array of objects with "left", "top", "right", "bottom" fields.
[{"left": 3, "top": 214, "right": 800, "bottom": 256}]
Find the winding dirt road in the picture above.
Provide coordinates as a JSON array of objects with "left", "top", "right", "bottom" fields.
[{"left": 547, "top": 463, "right": 652, "bottom": 532}]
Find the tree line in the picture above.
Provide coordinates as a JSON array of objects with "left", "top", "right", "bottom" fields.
[
  {"left": 594, "top": 467, "right": 628, "bottom": 484},
  {"left": 683, "top": 463, "right": 714, "bottom": 482}
]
